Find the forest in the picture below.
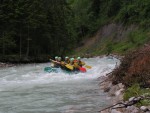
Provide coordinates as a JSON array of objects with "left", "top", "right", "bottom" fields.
[{"left": 0, "top": 0, "right": 150, "bottom": 62}]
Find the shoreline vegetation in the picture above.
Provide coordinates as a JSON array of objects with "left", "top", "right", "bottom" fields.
[
  {"left": 99, "top": 44, "right": 150, "bottom": 113},
  {"left": 0, "top": 55, "right": 50, "bottom": 64},
  {"left": 1, "top": 0, "right": 150, "bottom": 63}
]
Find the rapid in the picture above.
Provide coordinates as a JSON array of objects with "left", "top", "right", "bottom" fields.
[{"left": 0, "top": 57, "right": 119, "bottom": 113}]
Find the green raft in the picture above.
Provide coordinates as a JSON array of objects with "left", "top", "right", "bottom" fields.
[{"left": 44, "top": 67, "right": 59, "bottom": 73}]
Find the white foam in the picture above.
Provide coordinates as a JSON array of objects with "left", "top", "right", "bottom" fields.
[{"left": 0, "top": 57, "right": 120, "bottom": 89}]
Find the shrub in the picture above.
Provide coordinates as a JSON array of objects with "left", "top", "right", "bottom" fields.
[
  {"left": 124, "top": 84, "right": 150, "bottom": 106},
  {"left": 111, "top": 45, "right": 150, "bottom": 87}
]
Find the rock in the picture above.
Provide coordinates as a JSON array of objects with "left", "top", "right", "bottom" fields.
[
  {"left": 109, "top": 84, "right": 120, "bottom": 96},
  {"left": 100, "top": 81, "right": 112, "bottom": 91},
  {"left": 147, "top": 106, "right": 150, "bottom": 110},
  {"left": 97, "top": 76, "right": 107, "bottom": 81},
  {"left": 108, "top": 83, "right": 124, "bottom": 97},
  {"left": 126, "top": 106, "right": 142, "bottom": 113},
  {"left": 104, "top": 87, "right": 111, "bottom": 92},
  {"left": 101, "top": 109, "right": 110, "bottom": 113},
  {"left": 0, "top": 62, "right": 14, "bottom": 68},
  {"left": 111, "top": 109, "right": 122, "bottom": 113},
  {"left": 118, "top": 83, "right": 125, "bottom": 89},
  {"left": 115, "top": 88, "right": 124, "bottom": 96},
  {"left": 129, "top": 97, "right": 135, "bottom": 102},
  {"left": 134, "top": 97, "right": 141, "bottom": 102},
  {"left": 140, "top": 106, "right": 149, "bottom": 112}
]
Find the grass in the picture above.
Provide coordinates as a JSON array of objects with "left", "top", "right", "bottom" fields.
[
  {"left": 111, "top": 29, "right": 149, "bottom": 53},
  {"left": 74, "top": 28, "right": 150, "bottom": 57},
  {"left": 123, "top": 84, "right": 150, "bottom": 106}
]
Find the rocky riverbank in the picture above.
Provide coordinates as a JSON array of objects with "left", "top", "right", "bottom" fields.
[
  {"left": 0, "top": 55, "right": 51, "bottom": 68},
  {"left": 0, "top": 62, "right": 15, "bottom": 68},
  {"left": 98, "top": 45, "right": 150, "bottom": 113},
  {"left": 0, "top": 55, "right": 50, "bottom": 64},
  {"left": 99, "top": 76, "right": 150, "bottom": 113}
]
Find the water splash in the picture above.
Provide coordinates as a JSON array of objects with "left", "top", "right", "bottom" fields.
[{"left": 0, "top": 56, "right": 119, "bottom": 113}]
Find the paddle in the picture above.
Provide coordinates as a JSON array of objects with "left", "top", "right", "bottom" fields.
[
  {"left": 80, "top": 61, "right": 92, "bottom": 69},
  {"left": 44, "top": 67, "right": 58, "bottom": 73},
  {"left": 85, "top": 65, "right": 92, "bottom": 69},
  {"left": 49, "top": 59, "right": 74, "bottom": 70},
  {"left": 49, "top": 59, "right": 60, "bottom": 64}
]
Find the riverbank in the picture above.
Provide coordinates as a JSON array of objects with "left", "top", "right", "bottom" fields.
[
  {"left": 0, "top": 55, "right": 50, "bottom": 64},
  {"left": 99, "top": 76, "right": 150, "bottom": 113},
  {"left": 98, "top": 45, "right": 150, "bottom": 113},
  {"left": 0, "top": 54, "right": 51, "bottom": 68},
  {"left": 0, "top": 62, "right": 15, "bottom": 68}
]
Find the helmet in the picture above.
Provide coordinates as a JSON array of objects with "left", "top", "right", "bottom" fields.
[
  {"left": 65, "top": 56, "right": 69, "bottom": 59},
  {"left": 58, "top": 57, "right": 61, "bottom": 61},
  {"left": 55, "top": 56, "right": 58, "bottom": 59},
  {"left": 70, "top": 58, "right": 74, "bottom": 61},
  {"left": 77, "top": 57, "right": 81, "bottom": 60}
]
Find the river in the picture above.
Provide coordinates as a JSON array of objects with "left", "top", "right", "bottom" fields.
[{"left": 0, "top": 57, "right": 119, "bottom": 113}]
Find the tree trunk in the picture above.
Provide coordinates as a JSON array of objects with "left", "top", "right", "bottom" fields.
[
  {"left": 26, "top": 24, "right": 30, "bottom": 58},
  {"left": 19, "top": 29, "right": 22, "bottom": 58},
  {"left": 2, "top": 32, "right": 5, "bottom": 56}
]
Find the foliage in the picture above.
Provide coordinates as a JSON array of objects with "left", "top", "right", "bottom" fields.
[
  {"left": 111, "top": 29, "right": 149, "bottom": 53},
  {"left": 0, "top": 0, "right": 76, "bottom": 60},
  {"left": 111, "top": 45, "right": 150, "bottom": 87},
  {"left": 115, "top": 0, "right": 150, "bottom": 26},
  {"left": 75, "top": 28, "right": 150, "bottom": 57},
  {"left": 68, "top": 0, "right": 150, "bottom": 56},
  {"left": 1, "top": 0, "right": 150, "bottom": 62},
  {"left": 123, "top": 84, "right": 150, "bottom": 106},
  {"left": 68, "top": 0, "right": 150, "bottom": 39}
]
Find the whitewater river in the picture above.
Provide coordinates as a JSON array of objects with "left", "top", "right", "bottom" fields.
[{"left": 0, "top": 57, "right": 119, "bottom": 113}]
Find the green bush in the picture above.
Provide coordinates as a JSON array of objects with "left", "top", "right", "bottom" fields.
[{"left": 124, "top": 84, "right": 150, "bottom": 106}]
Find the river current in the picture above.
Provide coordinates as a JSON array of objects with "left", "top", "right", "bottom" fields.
[{"left": 0, "top": 57, "right": 119, "bottom": 113}]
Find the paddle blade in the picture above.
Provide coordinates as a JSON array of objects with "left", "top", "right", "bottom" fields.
[
  {"left": 65, "top": 64, "right": 74, "bottom": 70},
  {"left": 44, "top": 67, "right": 58, "bottom": 73},
  {"left": 44, "top": 67, "right": 52, "bottom": 72},
  {"left": 79, "top": 67, "right": 86, "bottom": 72},
  {"left": 85, "top": 65, "right": 92, "bottom": 69}
]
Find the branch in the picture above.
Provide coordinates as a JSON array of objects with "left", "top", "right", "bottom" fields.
[
  {"left": 99, "top": 95, "right": 150, "bottom": 112},
  {"left": 98, "top": 102, "right": 124, "bottom": 112}
]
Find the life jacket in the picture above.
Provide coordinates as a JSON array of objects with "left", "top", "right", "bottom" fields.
[
  {"left": 81, "top": 61, "right": 85, "bottom": 66},
  {"left": 73, "top": 62, "right": 80, "bottom": 68},
  {"left": 65, "top": 59, "right": 70, "bottom": 64},
  {"left": 60, "top": 61, "right": 65, "bottom": 66},
  {"left": 53, "top": 62, "right": 60, "bottom": 68},
  {"left": 74, "top": 59, "right": 78, "bottom": 63},
  {"left": 70, "top": 62, "right": 74, "bottom": 65},
  {"left": 78, "top": 60, "right": 85, "bottom": 67}
]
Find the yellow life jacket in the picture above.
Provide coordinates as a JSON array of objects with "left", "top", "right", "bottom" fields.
[
  {"left": 65, "top": 59, "right": 70, "bottom": 64},
  {"left": 60, "top": 61, "right": 65, "bottom": 66},
  {"left": 78, "top": 61, "right": 85, "bottom": 67},
  {"left": 73, "top": 62, "right": 80, "bottom": 68},
  {"left": 81, "top": 61, "right": 85, "bottom": 66}
]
